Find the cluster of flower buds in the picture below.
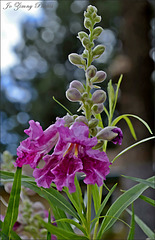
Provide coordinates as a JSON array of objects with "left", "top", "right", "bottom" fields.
[{"left": 66, "top": 5, "right": 123, "bottom": 149}]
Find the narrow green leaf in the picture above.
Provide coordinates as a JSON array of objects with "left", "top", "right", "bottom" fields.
[
  {"left": 111, "top": 136, "right": 155, "bottom": 164},
  {"left": 92, "top": 184, "right": 100, "bottom": 214},
  {"left": 1, "top": 167, "right": 22, "bottom": 239},
  {"left": 0, "top": 170, "right": 35, "bottom": 182},
  {"left": 50, "top": 204, "right": 74, "bottom": 233},
  {"left": 95, "top": 113, "right": 104, "bottom": 128},
  {"left": 97, "top": 176, "right": 154, "bottom": 239},
  {"left": 103, "top": 106, "right": 109, "bottom": 118},
  {"left": 21, "top": 181, "right": 80, "bottom": 221},
  {"left": 126, "top": 208, "right": 155, "bottom": 239},
  {"left": 53, "top": 218, "right": 88, "bottom": 236},
  {"left": 112, "top": 114, "right": 153, "bottom": 135},
  {"left": 122, "top": 175, "right": 155, "bottom": 189},
  {"left": 71, "top": 176, "right": 84, "bottom": 214},
  {"left": 139, "top": 195, "right": 155, "bottom": 207},
  {"left": 91, "top": 183, "right": 117, "bottom": 231},
  {"left": 53, "top": 96, "right": 73, "bottom": 115},
  {"left": 123, "top": 116, "right": 137, "bottom": 140},
  {"left": 112, "top": 74, "right": 123, "bottom": 114},
  {"left": 47, "top": 209, "right": 51, "bottom": 240},
  {"left": 64, "top": 187, "right": 87, "bottom": 226},
  {"left": 40, "top": 220, "right": 89, "bottom": 240},
  {"left": 107, "top": 80, "right": 115, "bottom": 116},
  {"left": 127, "top": 203, "right": 135, "bottom": 240}
]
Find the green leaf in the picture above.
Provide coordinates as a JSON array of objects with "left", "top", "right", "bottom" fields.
[
  {"left": 127, "top": 203, "right": 135, "bottom": 240},
  {"left": 120, "top": 116, "right": 137, "bottom": 140},
  {"left": 40, "top": 220, "right": 89, "bottom": 240},
  {"left": 111, "top": 136, "right": 155, "bottom": 164},
  {"left": 91, "top": 183, "right": 117, "bottom": 231},
  {"left": 95, "top": 113, "right": 104, "bottom": 128},
  {"left": 0, "top": 170, "right": 35, "bottom": 182},
  {"left": 21, "top": 181, "right": 81, "bottom": 221},
  {"left": 112, "top": 74, "right": 123, "bottom": 114},
  {"left": 112, "top": 114, "right": 153, "bottom": 135},
  {"left": 97, "top": 176, "right": 154, "bottom": 239},
  {"left": 53, "top": 218, "right": 88, "bottom": 236},
  {"left": 50, "top": 204, "right": 74, "bottom": 233},
  {"left": 122, "top": 175, "right": 155, "bottom": 189},
  {"left": 71, "top": 176, "right": 84, "bottom": 214},
  {"left": 53, "top": 96, "right": 73, "bottom": 115},
  {"left": 64, "top": 187, "right": 86, "bottom": 226},
  {"left": 107, "top": 79, "right": 115, "bottom": 116},
  {"left": 126, "top": 208, "right": 155, "bottom": 239},
  {"left": 92, "top": 184, "right": 100, "bottom": 214},
  {"left": 47, "top": 209, "right": 51, "bottom": 240},
  {"left": 1, "top": 167, "right": 22, "bottom": 239},
  {"left": 139, "top": 195, "right": 155, "bottom": 207}
]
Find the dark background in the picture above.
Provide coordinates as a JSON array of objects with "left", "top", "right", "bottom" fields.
[{"left": 1, "top": 0, "right": 155, "bottom": 239}]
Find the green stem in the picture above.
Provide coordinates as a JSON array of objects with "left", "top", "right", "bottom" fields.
[{"left": 86, "top": 184, "right": 92, "bottom": 238}]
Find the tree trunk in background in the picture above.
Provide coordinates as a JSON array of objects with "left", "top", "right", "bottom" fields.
[{"left": 117, "top": 0, "right": 154, "bottom": 238}]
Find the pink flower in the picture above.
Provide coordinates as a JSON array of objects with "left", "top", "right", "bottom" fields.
[
  {"left": 15, "top": 120, "right": 59, "bottom": 168},
  {"left": 33, "top": 122, "right": 110, "bottom": 193}
]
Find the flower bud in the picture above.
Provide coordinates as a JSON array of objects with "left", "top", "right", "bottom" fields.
[
  {"left": 82, "top": 37, "right": 91, "bottom": 50},
  {"left": 69, "top": 80, "right": 85, "bottom": 93},
  {"left": 87, "top": 5, "right": 97, "bottom": 14},
  {"left": 88, "top": 118, "right": 99, "bottom": 128},
  {"left": 94, "top": 16, "right": 101, "bottom": 23},
  {"left": 75, "top": 116, "right": 88, "bottom": 125},
  {"left": 92, "top": 90, "right": 106, "bottom": 104},
  {"left": 96, "top": 126, "right": 123, "bottom": 145},
  {"left": 86, "top": 65, "right": 97, "bottom": 79},
  {"left": 91, "top": 71, "right": 107, "bottom": 84},
  {"left": 92, "top": 45, "right": 105, "bottom": 59},
  {"left": 68, "top": 53, "right": 86, "bottom": 68},
  {"left": 78, "top": 31, "right": 88, "bottom": 41},
  {"left": 82, "top": 92, "right": 88, "bottom": 100},
  {"left": 92, "top": 103, "right": 104, "bottom": 114},
  {"left": 63, "top": 114, "right": 74, "bottom": 126},
  {"left": 84, "top": 18, "right": 92, "bottom": 29},
  {"left": 93, "top": 27, "right": 103, "bottom": 39},
  {"left": 66, "top": 88, "right": 82, "bottom": 102}
]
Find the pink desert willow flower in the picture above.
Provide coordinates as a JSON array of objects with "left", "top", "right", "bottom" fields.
[
  {"left": 15, "top": 120, "right": 59, "bottom": 168},
  {"left": 33, "top": 120, "right": 111, "bottom": 193}
]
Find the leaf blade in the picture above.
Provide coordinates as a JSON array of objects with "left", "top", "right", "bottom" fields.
[
  {"left": 1, "top": 167, "right": 22, "bottom": 238},
  {"left": 97, "top": 176, "right": 154, "bottom": 239}
]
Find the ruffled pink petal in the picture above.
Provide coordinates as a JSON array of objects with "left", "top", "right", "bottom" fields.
[
  {"left": 15, "top": 121, "right": 59, "bottom": 168},
  {"left": 79, "top": 147, "right": 111, "bottom": 187},
  {"left": 24, "top": 120, "right": 43, "bottom": 139},
  {"left": 52, "top": 151, "right": 83, "bottom": 193}
]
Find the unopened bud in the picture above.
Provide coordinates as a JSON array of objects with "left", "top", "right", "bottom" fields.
[
  {"left": 92, "top": 45, "right": 105, "bottom": 59},
  {"left": 78, "top": 31, "right": 88, "bottom": 41},
  {"left": 84, "top": 18, "right": 92, "bottom": 29},
  {"left": 96, "top": 126, "right": 123, "bottom": 145},
  {"left": 75, "top": 116, "right": 88, "bottom": 125},
  {"left": 86, "top": 65, "right": 97, "bottom": 79},
  {"left": 92, "top": 103, "right": 104, "bottom": 114},
  {"left": 82, "top": 92, "right": 88, "bottom": 100},
  {"left": 91, "top": 71, "right": 107, "bottom": 84},
  {"left": 97, "top": 127, "right": 117, "bottom": 140},
  {"left": 87, "top": 5, "right": 97, "bottom": 14},
  {"left": 92, "top": 90, "right": 106, "bottom": 104},
  {"left": 66, "top": 88, "right": 82, "bottom": 102},
  {"left": 82, "top": 37, "right": 91, "bottom": 50},
  {"left": 69, "top": 80, "right": 85, "bottom": 93},
  {"left": 93, "top": 27, "right": 103, "bottom": 39},
  {"left": 68, "top": 53, "right": 86, "bottom": 68},
  {"left": 94, "top": 16, "right": 101, "bottom": 23},
  {"left": 63, "top": 114, "right": 74, "bottom": 126},
  {"left": 88, "top": 118, "right": 99, "bottom": 128}
]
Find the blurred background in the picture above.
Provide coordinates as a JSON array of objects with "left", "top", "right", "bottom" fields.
[{"left": 1, "top": 0, "right": 155, "bottom": 239}]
